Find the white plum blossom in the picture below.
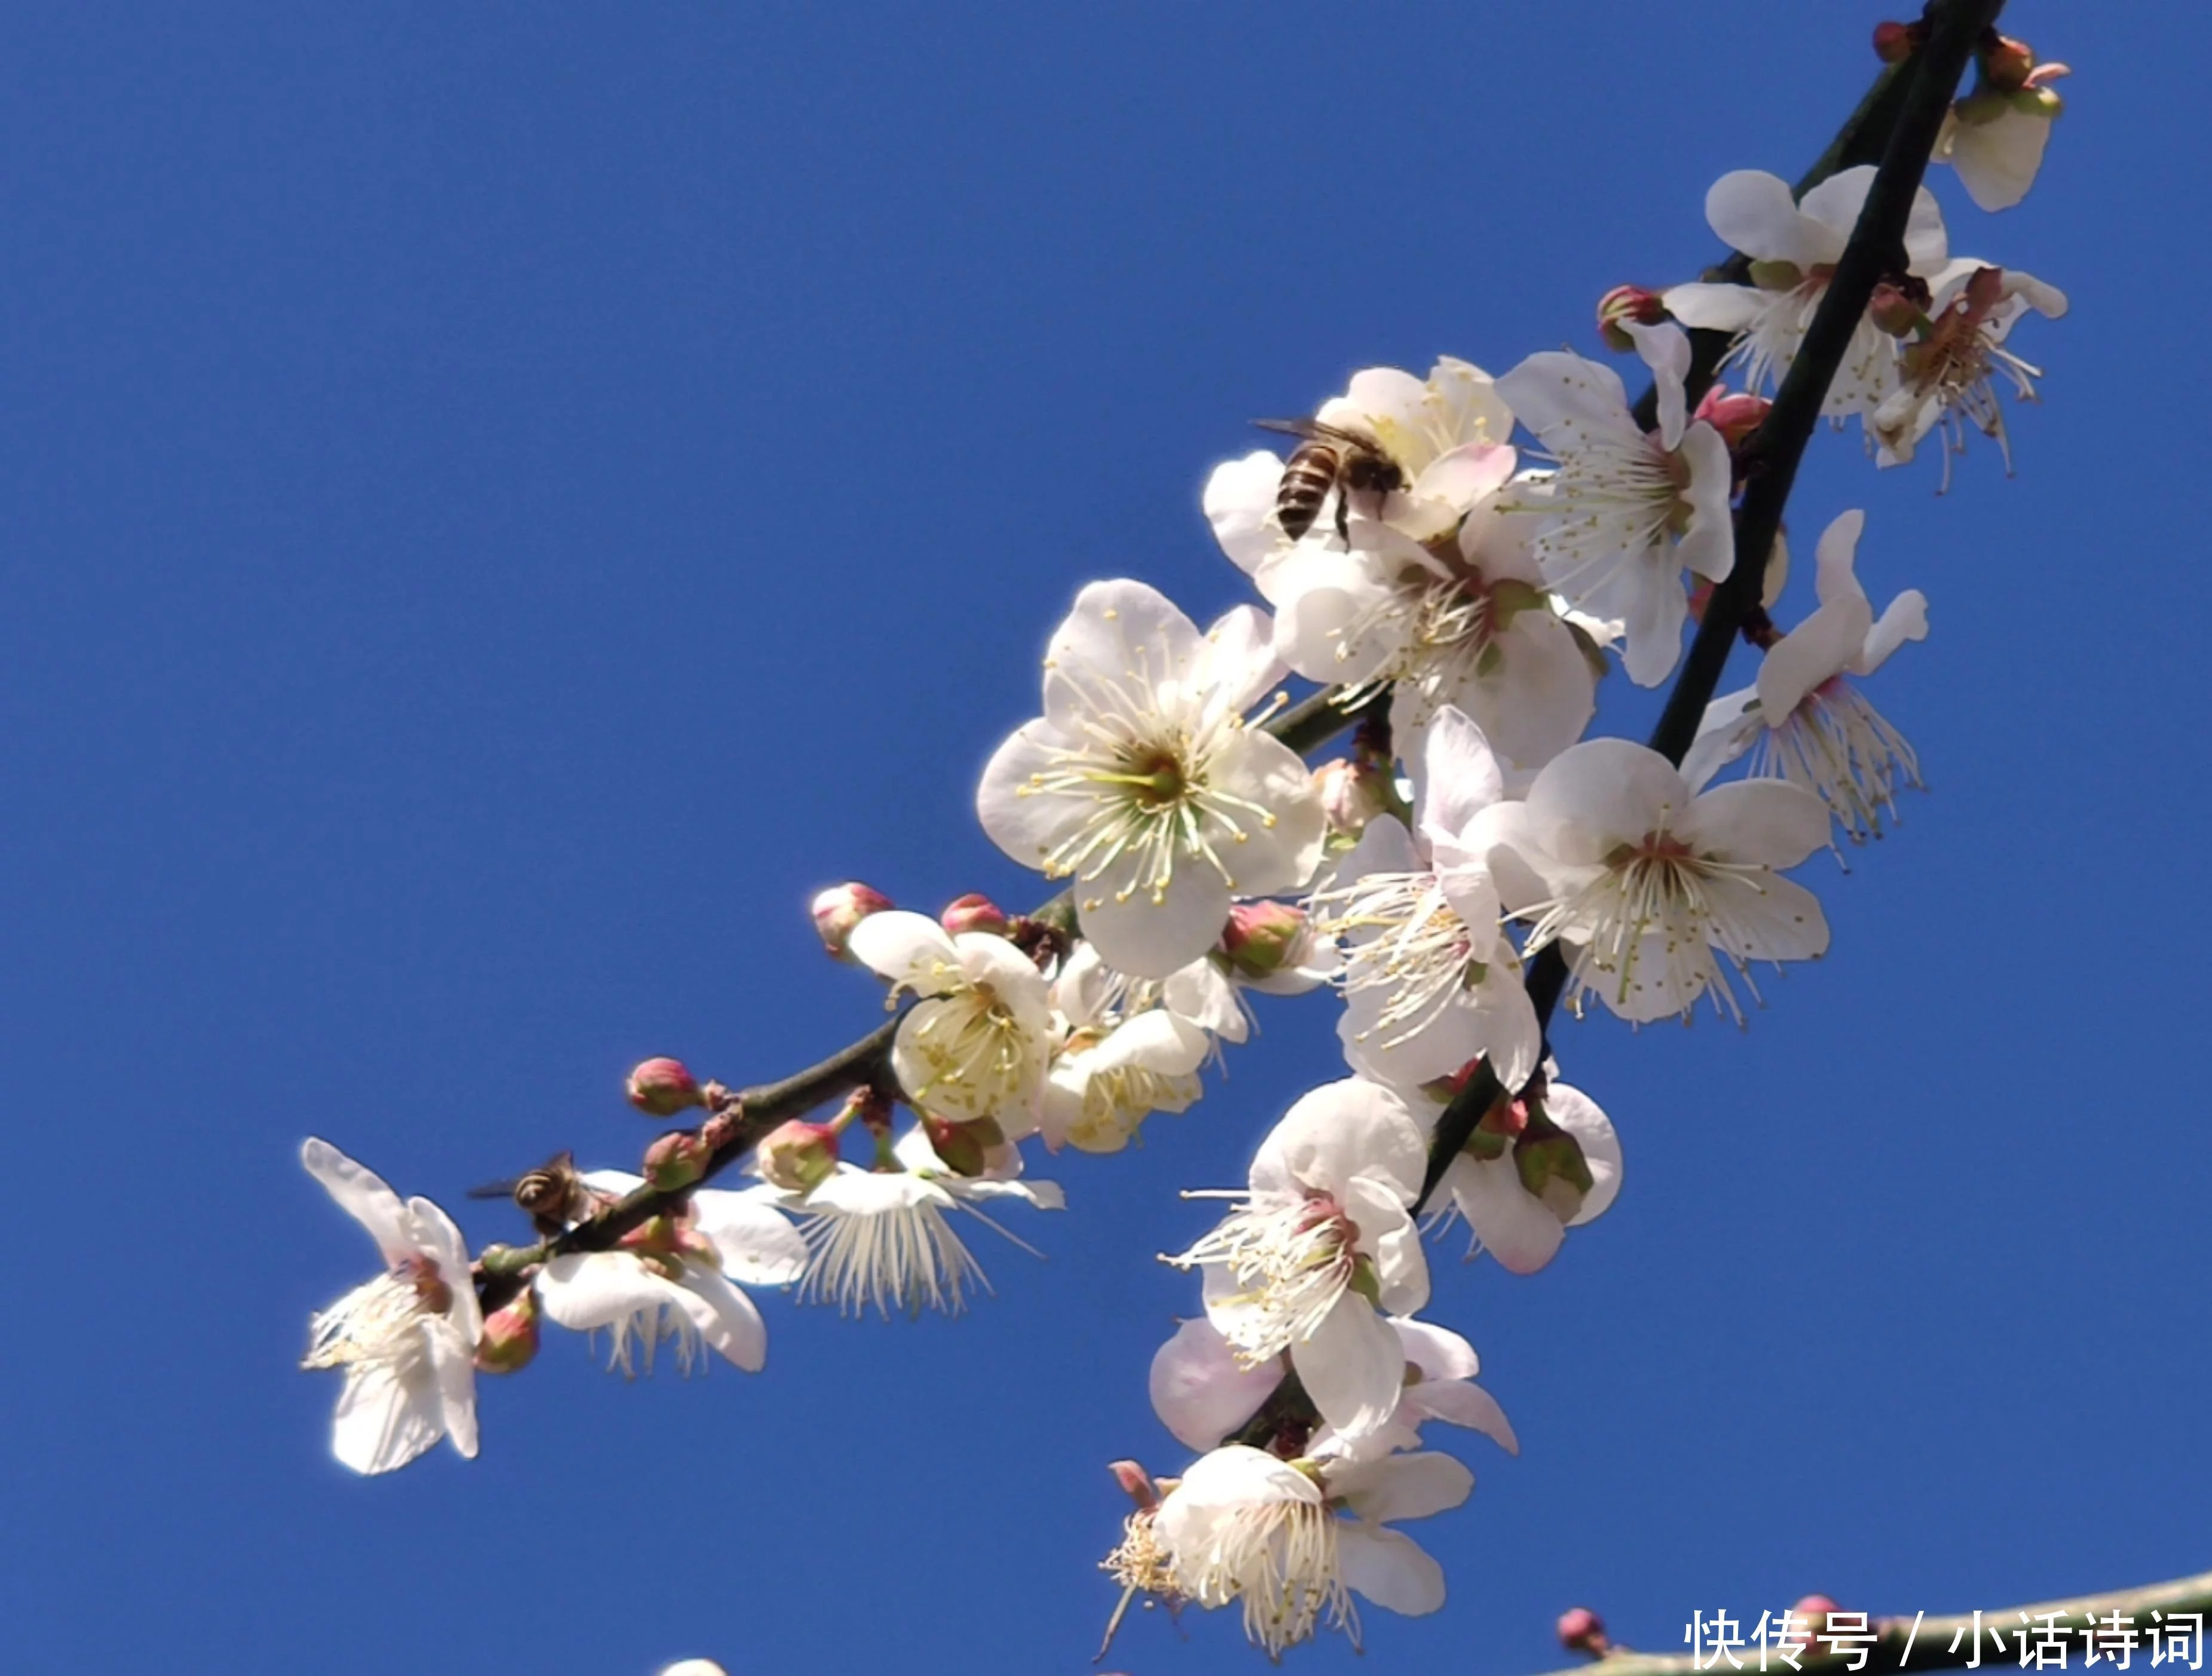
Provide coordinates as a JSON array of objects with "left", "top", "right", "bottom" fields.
[
  {"left": 1167, "top": 1078, "right": 1428, "bottom": 1440},
  {"left": 1430, "top": 1079, "right": 1623, "bottom": 1276},
  {"left": 1261, "top": 460, "right": 1598, "bottom": 773},
  {"left": 1497, "top": 322, "right": 1734, "bottom": 688},
  {"left": 846, "top": 909, "right": 1053, "bottom": 1133},
  {"left": 1309, "top": 707, "right": 1540, "bottom": 1092},
  {"left": 1153, "top": 1443, "right": 1471, "bottom": 1656},
  {"left": 978, "top": 580, "right": 1325, "bottom": 979},
  {"left": 758, "top": 1130, "right": 1063, "bottom": 1319},
  {"left": 1043, "top": 1007, "right": 1210, "bottom": 1154},
  {"left": 1684, "top": 510, "right": 1929, "bottom": 839},
  {"left": 1053, "top": 935, "right": 1249, "bottom": 1047},
  {"left": 1936, "top": 63, "right": 2067, "bottom": 212},
  {"left": 299, "top": 1138, "right": 482, "bottom": 1476},
  {"left": 1869, "top": 262, "right": 2068, "bottom": 485},
  {"left": 1479, "top": 737, "right": 1831, "bottom": 1024},
  {"left": 1663, "top": 166, "right": 1950, "bottom": 416},
  {"left": 534, "top": 1170, "right": 808, "bottom": 1375},
  {"left": 1149, "top": 1315, "right": 1516, "bottom": 1462},
  {"left": 1203, "top": 358, "right": 1516, "bottom": 568}
]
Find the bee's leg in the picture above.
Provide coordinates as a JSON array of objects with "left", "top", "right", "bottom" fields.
[{"left": 1333, "top": 490, "right": 1350, "bottom": 546}]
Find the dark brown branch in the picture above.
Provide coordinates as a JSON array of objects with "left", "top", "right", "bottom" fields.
[{"left": 1418, "top": 0, "right": 2002, "bottom": 1212}]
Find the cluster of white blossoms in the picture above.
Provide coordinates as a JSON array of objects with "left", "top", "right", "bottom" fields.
[{"left": 295, "top": 22, "right": 2067, "bottom": 1664}]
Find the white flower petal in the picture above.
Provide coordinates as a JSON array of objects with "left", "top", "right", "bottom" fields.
[
  {"left": 1149, "top": 1317, "right": 1284, "bottom": 1451},
  {"left": 1338, "top": 1524, "right": 1448, "bottom": 1616}
]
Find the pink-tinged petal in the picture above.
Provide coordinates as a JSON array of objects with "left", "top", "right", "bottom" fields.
[
  {"left": 1901, "top": 182, "right": 1950, "bottom": 273},
  {"left": 1295, "top": 1296, "right": 1406, "bottom": 1441},
  {"left": 1414, "top": 705, "right": 1503, "bottom": 842},
  {"left": 1548, "top": 1081, "right": 1623, "bottom": 1225},
  {"left": 1467, "top": 953, "right": 1543, "bottom": 1093},
  {"left": 330, "top": 1361, "right": 442, "bottom": 1476},
  {"left": 975, "top": 721, "right": 1093, "bottom": 877},
  {"left": 1947, "top": 109, "right": 2053, "bottom": 213},
  {"left": 1044, "top": 580, "right": 1204, "bottom": 720},
  {"left": 1339, "top": 1525, "right": 1447, "bottom": 1615},
  {"left": 1160, "top": 1444, "right": 1317, "bottom": 1522},
  {"left": 1624, "top": 320, "right": 1691, "bottom": 449},
  {"left": 1201, "top": 729, "right": 1327, "bottom": 896},
  {"left": 1494, "top": 351, "right": 1633, "bottom": 450},
  {"left": 1856, "top": 589, "right": 1929, "bottom": 675},
  {"left": 1706, "top": 168, "right": 1824, "bottom": 266},
  {"left": 1758, "top": 598, "right": 1870, "bottom": 720},
  {"left": 1331, "top": 1450, "right": 1474, "bottom": 1524},
  {"left": 1685, "top": 779, "right": 1830, "bottom": 869},
  {"left": 1203, "top": 451, "right": 1289, "bottom": 575},
  {"left": 302, "top": 1138, "right": 413, "bottom": 1267},
  {"left": 1409, "top": 440, "right": 1518, "bottom": 514},
  {"left": 671, "top": 1264, "right": 768, "bottom": 1372},
  {"left": 1681, "top": 687, "right": 1761, "bottom": 793},
  {"left": 1076, "top": 860, "right": 1232, "bottom": 982},
  {"left": 1792, "top": 166, "right": 1877, "bottom": 263},
  {"left": 1344, "top": 1176, "right": 1427, "bottom": 1316},
  {"left": 1198, "top": 604, "right": 1284, "bottom": 718},
  {"left": 1614, "top": 554, "right": 1690, "bottom": 690},
  {"left": 1409, "top": 1378, "right": 1520, "bottom": 1454},
  {"left": 426, "top": 1325, "right": 479, "bottom": 1459},
  {"left": 1256, "top": 1078, "right": 1427, "bottom": 1203},
  {"left": 690, "top": 1191, "right": 809, "bottom": 1286},
  {"left": 1703, "top": 872, "right": 1831, "bottom": 964},
  {"left": 846, "top": 908, "right": 963, "bottom": 992},
  {"left": 406, "top": 1197, "right": 481, "bottom": 1344},
  {"left": 536, "top": 1251, "right": 678, "bottom": 1332},
  {"left": 1447, "top": 1154, "right": 1564, "bottom": 1275},
  {"left": 1810, "top": 508, "right": 1868, "bottom": 608},
  {"left": 1661, "top": 281, "right": 1764, "bottom": 332},
  {"left": 1390, "top": 1317, "right": 1477, "bottom": 1382},
  {"left": 1462, "top": 801, "right": 1555, "bottom": 912},
  {"left": 1272, "top": 556, "right": 1395, "bottom": 685},
  {"left": 1675, "top": 424, "right": 1736, "bottom": 583},
  {"left": 1526, "top": 738, "right": 1687, "bottom": 853},
  {"left": 1149, "top": 1317, "right": 1284, "bottom": 1451}
]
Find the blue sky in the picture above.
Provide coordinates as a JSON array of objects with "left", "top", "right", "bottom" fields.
[{"left": 1, "top": 4, "right": 2202, "bottom": 1673}]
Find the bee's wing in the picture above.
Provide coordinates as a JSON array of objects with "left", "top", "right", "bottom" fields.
[
  {"left": 1253, "top": 416, "right": 1375, "bottom": 449},
  {"left": 465, "top": 1179, "right": 522, "bottom": 1201}
]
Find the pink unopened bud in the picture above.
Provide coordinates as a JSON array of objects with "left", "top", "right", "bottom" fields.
[
  {"left": 1313, "top": 756, "right": 1395, "bottom": 839},
  {"left": 1109, "top": 1460, "right": 1159, "bottom": 1509},
  {"left": 1558, "top": 1607, "right": 1611, "bottom": 1658},
  {"left": 642, "top": 1129, "right": 711, "bottom": 1192},
  {"left": 1220, "top": 900, "right": 1311, "bottom": 982},
  {"left": 1867, "top": 281, "right": 1925, "bottom": 339},
  {"left": 1872, "top": 21, "right": 1920, "bottom": 64},
  {"left": 1982, "top": 34, "right": 2036, "bottom": 91},
  {"left": 627, "top": 1056, "right": 703, "bottom": 1118},
  {"left": 922, "top": 1114, "right": 989, "bottom": 1177},
  {"left": 1694, "top": 386, "right": 1771, "bottom": 450},
  {"left": 475, "top": 1291, "right": 541, "bottom": 1375},
  {"left": 940, "top": 891, "right": 1011, "bottom": 937},
  {"left": 1795, "top": 1594, "right": 1841, "bottom": 1630},
  {"left": 1596, "top": 284, "right": 1666, "bottom": 353},
  {"left": 755, "top": 1119, "right": 842, "bottom": 1193},
  {"left": 810, "top": 881, "right": 893, "bottom": 960}
]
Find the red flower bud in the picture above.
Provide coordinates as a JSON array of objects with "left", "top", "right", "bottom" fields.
[
  {"left": 1558, "top": 1607, "right": 1611, "bottom": 1657},
  {"left": 1872, "top": 21, "right": 1920, "bottom": 64},
  {"left": 1596, "top": 284, "right": 1666, "bottom": 353},
  {"left": 642, "top": 1130, "right": 711, "bottom": 1192},
  {"left": 940, "top": 892, "right": 1011, "bottom": 937},
  {"left": 810, "top": 881, "right": 893, "bottom": 960},
  {"left": 627, "top": 1057, "right": 703, "bottom": 1117},
  {"left": 475, "top": 1291, "right": 541, "bottom": 1375},
  {"left": 754, "top": 1119, "right": 842, "bottom": 1194}
]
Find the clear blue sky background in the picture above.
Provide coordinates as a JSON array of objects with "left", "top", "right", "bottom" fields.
[{"left": 1, "top": 4, "right": 2199, "bottom": 1672}]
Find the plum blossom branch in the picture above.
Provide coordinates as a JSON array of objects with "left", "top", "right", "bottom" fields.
[
  {"left": 472, "top": 684, "right": 1388, "bottom": 1310},
  {"left": 1535, "top": 1570, "right": 2212, "bottom": 1676},
  {"left": 1415, "top": 0, "right": 2006, "bottom": 1212}
]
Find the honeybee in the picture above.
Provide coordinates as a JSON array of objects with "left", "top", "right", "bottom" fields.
[
  {"left": 467, "top": 1150, "right": 589, "bottom": 1237},
  {"left": 1252, "top": 416, "right": 1405, "bottom": 543}
]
